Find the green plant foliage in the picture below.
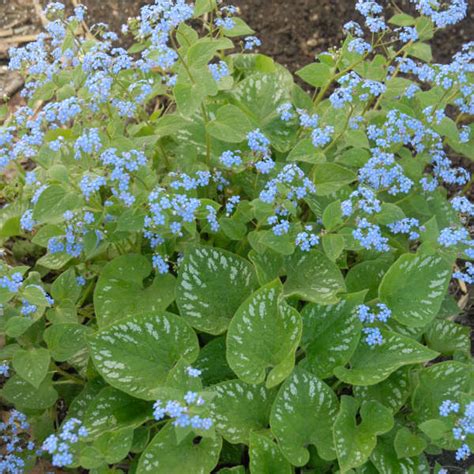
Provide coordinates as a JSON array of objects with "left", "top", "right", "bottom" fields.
[{"left": 0, "top": 0, "right": 473, "bottom": 471}]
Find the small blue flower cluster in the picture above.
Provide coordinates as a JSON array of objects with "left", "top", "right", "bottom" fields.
[
  {"left": 0, "top": 272, "right": 23, "bottom": 293},
  {"left": 0, "top": 361, "right": 9, "bottom": 377},
  {"left": 220, "top": 150, "right": 242, "bottom": 168},
  {"left": 451, "top": 196, "right": 474, "bottom": 216},
  {"left": 99, "top": 148, "right": 147, "bottom": 206},
  {"left": 225, "top": 195, "right": 241, "bottom": 216},
  {"left": 42, "top": 418, "right": 88, "bottom": 467},
  {"left": 359, "top": 152, "right": 413, "bottom": 195},
  {"left": 355, "top": 0, "right": 386, "bottom": 33},
  {"left": 277, "top": 103, "right": 294, "bottom": 122},
  {"left": 209, "top": 61, "right": 229, "bottom": 82},
  {"left": 48, "top": 210, "right": 98, "bottom": 258},
  {"left": 0, "top": 410, "right": 36, "bottom": 474},
  {"left": 330, "top": 72, "right": 385, "bottom": 109},
  {"left": 410, "top": 0, "right": 467, "bottom": 28},
  {"left": 387, "top": 218, "right": 422, "bottom": 240},
  {"left": 453, "top": 262, "right": 474, "bottom": 285},
  {"left": 356, "top": 303, "right": 391, "bottom": 346},
  {"left": 247, "top": 129, "right": 274, "bottom": 174},
  {"left": 74, "top": 128, "right": 102, "bottom": 160},
  {"left": 353, "top": 218, "right": 389, "bottom": 252},
  {"left": 259, "top": 164, "right": 316, "bottom": 236},
  {"left": 153, "top": 392, "right": 213, "bottom": 430},
  {"left": 215, "top": 5, "right": 238, "bottom": 30},
  {"left": 295, "top": 226, "right": 320, "bottom": 251},
  {"left": 243, "top": 36, "right": 261, "bottom": 51},
  {"left": 439, "top": 399, "right": 474, "bottom": 461},
  {"left": 341, "top": 186, "right": 381, "bottom": 217}
]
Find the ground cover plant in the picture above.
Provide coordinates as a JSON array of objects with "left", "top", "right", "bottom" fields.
[{"left": 0, "top": 0, "right": 473, "bottom": 472}]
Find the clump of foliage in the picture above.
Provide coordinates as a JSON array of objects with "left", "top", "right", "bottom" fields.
[{"left": 0, "top": 0, "right": 473, "bottom": 472}]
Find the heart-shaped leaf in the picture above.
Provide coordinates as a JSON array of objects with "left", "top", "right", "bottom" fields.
[
  {"left": 88, "top": 312, "right": 199, "bottom": 400},
  {"left": 249, "top": 432, "right": 292, "bottom": 474},
  {"left": 270, "top": 368, "right": 339, "bottom": 465},
  {"left": 209, "top": 379, "right": 276, "bottom": 444},
  {"left": 284, "top": 250, "right": 346, "bottom": 305},
  {"left": 379, "top": 252, "right": 452, "bottom": 327},
  {"left": 334, "top": 396, "right": 394, "bottom": 471},
  {"left": 12, "top": 347, "right": 50, "bottom": 388},
  {"left": 226, "top": 280, "right": 302, "bottom": 387},
  {"left": 334, "top": 330, "right": 438, "bottom": 385},
  {"left": 137, "top": 424, "right": 222, "bottom": 474},
  {"left": 94, "top": 254, "right": 176, "bottom": 327},
  {"left": 176, "top": 246, "right": 258, "bottom": 334}
]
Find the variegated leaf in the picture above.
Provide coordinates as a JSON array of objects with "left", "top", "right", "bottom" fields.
[
  {"left": 88, "top": 312, "right": 199, "bottom": 400},
  {"left": 270, "top": 368, "right": 339, "bottom": 465},
  {"left": 176, "top": 246, "right": 258, "bottom": 334},
  {"left": 334, "top": 330, "right": 438, "bottom": 385},
  {"left": 209, "top": 379, "right": 276, "bottom": 444},
  {"left": 379, "top": 252, "right": 452, "bottom": 327},
  {"left": 137, "top": 424, "right": 222, "bottom": 474},
  {"left": 226, "top": 280, "right": 302, "bottom": 388},
  {"left": 249, "top": 432, "right": 292, "bottom": 474}
]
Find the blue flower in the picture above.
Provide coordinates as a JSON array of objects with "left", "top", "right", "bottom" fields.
[
  {"left": 353, "top": 218, "right": 389, "bottom": 251},
  {"left": 209, "top": 61, "right": 229, "bottom": 81},
  {"left": 243, "top": 36, "right": 261, "bottom": 50}
]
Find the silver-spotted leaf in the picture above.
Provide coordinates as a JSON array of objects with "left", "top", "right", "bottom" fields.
[
  {"left": 424, "top": 319, "right": 470, "bottom": 355},
  {"left": 209, "top": 379, "right": 276, "bottom": 444},
  {"left": 334, "top": 330, "right": 438, "bottom": 385},
  {"left": 353, "top": 367, "right": 410, "bottom": 413},
  {"left": 412, "top": 361, "right": 471, "bottom": 424},
  {"left": 94, "top": 254, "right": 176, "bottom": 327},
  {"left": 300, "top": 292, "right": 365, "bottom": 379},
  {"left": 379, "top": 252, "right": 452, "bottom": 327},
  {"left": 226, "top": 280, "right": 302, "bottom": 387},
  {"left": 137, "top": 424, "right": 222, "bottom": 474},
  {"left": 249, "top": 432, "right": 292, "bottom": 474},
  {"left": 270, "top": 368, "right": 339, "bottom": 465},
  {"left": 83, "top": 387, "right": 152, "bottom": 438},
  {"left": 176, "top": 246, "right": 258, "bottom": 334},
  {"left": 88, "top": 312, "right": 199, "bottom": 400},
  {"left": 284, "top": 250, "right": 346, "bottom": 304},
  {"left": 334, "top": 396, "right": 394, "bottom": 472},
  {"left": 12, "top": 347, "right": 50, "bottom": 389}
]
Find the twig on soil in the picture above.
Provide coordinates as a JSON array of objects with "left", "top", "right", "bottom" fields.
[
  {"left": 1, "top": 75, "right": 24, "bottom": 100},
  {"left": 32, "top": 0, "right": 50, "bottom": 29},
  {"left": 1, "top": 33, "right": 49, "bottom": 44}
]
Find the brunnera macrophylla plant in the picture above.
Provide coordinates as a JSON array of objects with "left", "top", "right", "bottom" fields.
[{"left": 0, "top": 0, "right": 473, "bottom": 471}]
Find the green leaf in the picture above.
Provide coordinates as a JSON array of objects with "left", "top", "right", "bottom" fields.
[
  {"left": 334, "top": 330, "right": 438, "bottom": 385},
  {"left": 287, "top": 138, "right": 326, "bottom": 164},
  {"left": 412, "top": 361, "right": 471, "bottom": 423},
  {"left": 137, "top": 424, "right": 222, "bottom": 474},
  {"left": 424, "top": 319, "right": 470, "bottom": 355},
  {"left": 370, "top": 434, "right": 429, "bottom": 473},
  {"left": 231, "top": 72, "right": 294, "bottom": 151},
  {"left": 418, "top": 419, "right": 449, "bottom": 441},
  {"left": 313, "top": 163, "right": 357, "bottom": 195},
  {"left": 12, "top": 348, "right": 50, "bottom": 389},
  {"left": 195, "top": 337, "right": 235, "bottom": 386},
  {"left": 388, "top": 13, "right": 416, "bottom": 26},
  {"left": 353, "top": 367, "right": 410, "bottom": 413},
  {"left": 83, "top": 387, "right": 152, "bottom": 438},
  {"left": 334, "top": 396, "right": 394, "bottom": 471},
  {"left": 227, "top": 280, "right": 302, "bottom": 388},
  {"left": 187, "top": 38, "right": 234, "bottom": 67},
  {"left": 209, "top": 379, "right": 276, "bottom": 444},
  {"left": 88, "top": 312, "right": 199, "bottom": 400},
  {"left": 90, "top": 428, "right": 135, "bottom": 465},
  {"left": 322, "top": 200, "right": 344, "bottom": 231},
  {"left": 94, "top": 254, "right": 176, "bottom": 327},
  {"left": 248, "top": 249, "right": 284, "bottom": 286},
  {"left": 270, "top": 368, "right": 339, "bottom": 465},
  {"left": 1, "top": 375, "right": 57, "bottom": 410},
  {"left": 176, "top": 246, "right": 258, "bottom": 334},
  {"left": 322, "top": 234, "right": 345, "bottom": 261},
  {"left": 284, "top": 250, "right": 346, "bottom": 304},
  {"left": 44, "top": 323, "right": 92, "bottom": 362},
  {"left": 207, "top": 104, "right": 253, "bottom": 143},
  {"left": 222, "top": 17, "right": 254, "bottom": 37},
  {"left": 408, "top": 42, "right": 432, "bottom": 62},
  {"left": 296, "top": 63, "right": 333, "bottom": 88},
  {"left": 32, "top": 185, "right": 80, "bottom": 224},
  {"left": 51, "top": 268, "right": 82, "bottom": 303},
  {"left": 301, "top": 294, "right": 364, "bottom": 379},
  {"left": 249, "top": 432, "right": 292, "bottom": 474},
  {"left": 394, "top": 428, "right": 427, "bottom": 459},
  {"left": 345, "top": 256, "right": 393, "bottom": 301},
  {"left": 194, "top": 0, "right": 217, "bottom": 16},
  {"left": 379, "top": 252, "right": 452, "bottom": 327}
]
